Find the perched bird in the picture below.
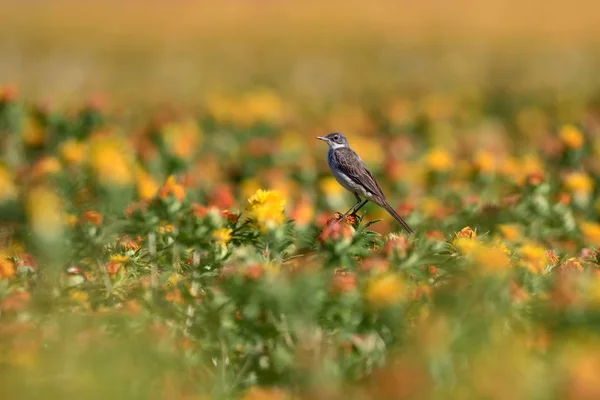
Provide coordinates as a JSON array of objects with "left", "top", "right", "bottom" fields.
[{"left": 316, "top": 132, "right": 414, "bottom": 234}]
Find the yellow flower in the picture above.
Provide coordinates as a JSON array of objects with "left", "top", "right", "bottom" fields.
[
  {"left": 22, "top": 116, "right": 45, "bottom": 147},
  {"left": 472, "top": 244, "right": 511, "bottom": 273},
  {"left": 212, "top": 228, "right": 233, "bottom": 247},
  {"left": 70, "top": 290, "right": 90, "bottom": 306},
  {"left": 365, "top": 273, "right": 404, "bottom": 308},
  {"left": 518, "top": 243, "right": 547, "bottom": 274},
  {"left": 425, "top": 148, "right": 452, "bottom": 172},
  {"left": 26, "top": 185, "right": 64, "bottom": 241},
  {"left": 240, "top": 89, "right": 284, "bottom": 125},
  {"left": 88, "top": 136, "right": 133, "bottom": 186},
  {"left": 581, "top": 221, "right": 600, "bottom": 247},
  {"left": 135, "top": 167, "right": 159, "bottom": 200},
  {"left": 246, "top": 189, "right": 286, "bottom": 231},
  {"left": 0, "top": 165, "right": 17, "bottom": 202},
  {"left": 473, "top": 151, "right": 496, "bottom": 174},
  {"left": 560, "top": 124, "right": 584, "bottom": 149},
  {"left": 453, "top": 237, "right": 480, "bottom": 255},
  {"left": 161, "top": 118, "right": 202, "bottom": 160},
  {"left": 109, "top": 254, "right": 129, "bottom": 263},
  {"left": 319, "top": 176, "right": 344, "bottom": 197},
  {"left": 564, "top": 172, "right": 593, "bottom": 195},
  {"left": 497, "top": 224, "right": 521, "bottom": 242},
  {"left": 64, "top": 213, "right": 78, "bottom": 227},
  {"left": 60, "top": 139, "right": 87, "bottom": 166}
]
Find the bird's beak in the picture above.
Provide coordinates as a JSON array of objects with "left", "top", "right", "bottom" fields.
[{"left": 316, "top": 136, "right": 327, "bottom": 142}]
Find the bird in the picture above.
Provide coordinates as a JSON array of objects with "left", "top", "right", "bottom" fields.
[{"left": 316, "top": 132, "right": 414, "bottom": 234}]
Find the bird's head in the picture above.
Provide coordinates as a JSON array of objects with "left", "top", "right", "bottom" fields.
[{"left": 316, "top": 132, "right": 349, "bottom": 149}]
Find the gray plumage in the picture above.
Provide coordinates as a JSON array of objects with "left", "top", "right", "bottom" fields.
[{"left": 317, "top": 132, "right": 414, "bottom": 234}]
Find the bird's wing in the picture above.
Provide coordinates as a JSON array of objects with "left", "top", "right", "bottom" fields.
[{"left": 331, "top": 148, "right": 386, "bottom": 201}]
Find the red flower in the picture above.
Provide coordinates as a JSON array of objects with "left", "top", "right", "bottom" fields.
[{"left": 210, "top": 184, "right": 235, "bottom": 209}]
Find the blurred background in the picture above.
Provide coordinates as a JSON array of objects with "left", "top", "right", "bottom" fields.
[{"left": 2, "top": 0, "right": 600, "bottom": 106}]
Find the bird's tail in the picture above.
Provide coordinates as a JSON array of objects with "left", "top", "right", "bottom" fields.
[{"left": 380, "top": 201, "right": 414, "bottom": 234}]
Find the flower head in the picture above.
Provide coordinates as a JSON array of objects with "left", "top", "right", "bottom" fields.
[
  {"left": 88, "top": 135, "right": 133, "bottom": 186},
  {"left": 212, "top": 228, "right": 233, "bottom": 248},
  {"left": 580, "top": 222, "right": 600, "bottom": 247},
  {"left": 246, "top": 189, "right": 286, "bottom": 231},
  {"left": 425, "top": 148, "right": 452, "bottom": 173},
  {"left": 365, "top": 273, "right": 405, "bottom": 309},
  {"left": 158, "top": 175, "right": 185, "bottom": 202},
  {"left": 26, "top": 185, "right": 64, "bottom": 241},
  {"left": 518, "top": 242, "right": 547, "bottom": 274},
  {"left": 60, "top": 139, "right": 87, "bottom": 166},
  {"left": 135, "top": 167, "right": 159, "bottom": 200},
  {"left": 564, "top": 172, "right": 593, "bottom": 196},
  {"left": 560, "top": 124, "right": 584, "bottom": 149},
  {"left": 160, "top": 118, "right": 202, "bottom": 160}
]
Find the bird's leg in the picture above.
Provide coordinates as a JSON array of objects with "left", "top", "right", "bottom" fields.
[
  {"left": 350, "top": 199, "right": 369, "bottom": 216},
  {"left": 336, "top": 195, "right": 363, "bottom": 221}
]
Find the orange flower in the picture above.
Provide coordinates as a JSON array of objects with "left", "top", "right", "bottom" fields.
[
  {"left": 80, "top": 210, "right": 103, "bottom": 226},
  {"left": 330, "top": 271, "right": 357, "bottom": 295},
  {"left": 135, "top": 167, "right": 159, "bottom": 200},
  {"left": 242, "top": 386, "right": 289, "bottom": 400},
  {"left": 0, "top": 257, "right": 15, "bottom": 279},
  {"left": 158, "top": 175, "right": 185, "bottom": 202},
  {"left": 559, "top": 257, "right": 584, "bottom": 273},
  {"left": 384, "top": 233, "right": 411, "bottom": 257},
  {"left": 22, "top": 116, "right": 45, "bottom": 147},
  {"left": 30, "top": 156, "right": 61, "bottom": 181},
  {"left": 317, "top": 215, "right": 354, "bottom": 244},
  {"left": 160, "top": 118, "right": 202, "bottom": 160},
  {"left": 560, "top": 124, "right": 584, "bottom": 149},
  {"left": 473, "top": 151, "right": 496, "bottom": 174},
  {"left": 456, "top": 226, "right": 477, "bottom": 239},
  {"left": 119, "top": 235, "right": 142, "bottom": 251}
]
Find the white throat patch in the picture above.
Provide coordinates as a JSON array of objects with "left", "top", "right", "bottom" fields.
[{"left": 329, "top": 141, "right": 346, "bottom": 150}]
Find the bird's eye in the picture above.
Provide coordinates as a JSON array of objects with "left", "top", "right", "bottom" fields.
[{"left": 333, "top": 135, "right": 339, "bottom": 141}]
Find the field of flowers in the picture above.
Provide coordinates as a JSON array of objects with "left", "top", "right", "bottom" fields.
[
  {"left": 2, "top": 82, "right": 600, "bottom": 399},
  {"left": 4, "top": 2, "right": 600, "bottom": 399}
]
